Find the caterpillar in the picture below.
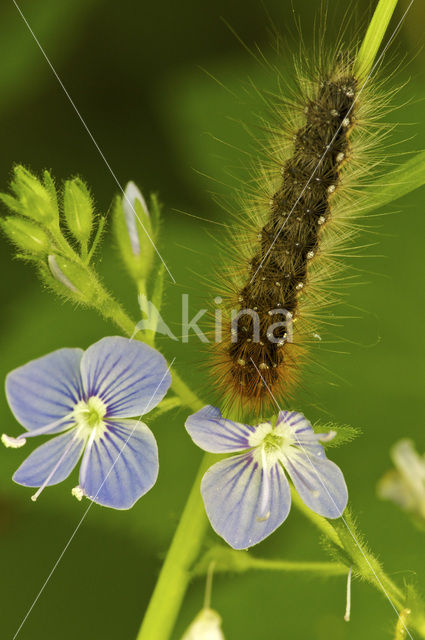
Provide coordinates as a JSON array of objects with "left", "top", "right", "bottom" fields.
[{"left": 210, "top": 26, "right": 391, "bottom": 415}]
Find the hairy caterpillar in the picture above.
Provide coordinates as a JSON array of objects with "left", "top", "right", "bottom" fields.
[{"left": 210, "top": 21, "right": 392, "bottom": 414}]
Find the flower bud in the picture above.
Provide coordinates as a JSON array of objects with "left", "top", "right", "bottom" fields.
[
  {"left": 113, "top": 181, "right": 155, "bottom": 281},
  {"left": 181, "top": 609, "right": 225, "bottom": 640},
  {"left": 0, "top": 216, "right": 49, "bottom": 256},
  {"left": 377, "top": 439, "right": 425, "bottom": 525},
  {"left": 47, "top": 255, "right": 80, "bottom": 294},
  {"left": 46, "top": 254, "right": 103, "bottom": 305},
  {"left": 6, "top": 166, "right": 58, "bottom": 225},
  {"left": 63, "top": 177, "right": 94, "bottom": 246}
]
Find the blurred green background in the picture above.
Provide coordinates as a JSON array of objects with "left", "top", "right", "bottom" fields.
[{"left": 1, "top": 0, "right": 424, "bottom": 638}]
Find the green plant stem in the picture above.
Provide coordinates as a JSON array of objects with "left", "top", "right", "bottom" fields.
[
  {"left": 193, "top": 546, "right": 348, "bottom": 577},
  {"left": 291, "top": 489, "right": 417, "bottom": 626},
  {"left": 291, "top": 488, "right": 342, "bottom": 548},
  {"left": 135, "top": 452, "right": 215, "bottom": 640},
  {"left": 216, "top": 557, "right": 347, "bottom": 576}
]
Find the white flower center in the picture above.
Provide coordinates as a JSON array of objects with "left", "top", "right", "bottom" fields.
[
  {"left": 73, "top": 396, "right": 107, "bottom": 437},
  {"left": 248, "top": 422, "right": 292, "bottom": 465}
]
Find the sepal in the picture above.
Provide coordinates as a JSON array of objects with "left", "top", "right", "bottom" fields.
[
  {"left": 0, "top": 216, "right": 49, "bottom": 256},
  {"left": 5, "top": 165, "right": 58, "bottom": 226},
  {"left": 63, "top": 177, "right": 94, "bottom": 248}
]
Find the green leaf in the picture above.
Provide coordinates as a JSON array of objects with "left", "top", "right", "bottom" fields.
[
  {"left": 362, "top": 150, "right": 425, "bottom": 214},
  {"left": 355, "top": 0, "right": 399, "bottom": 80}
]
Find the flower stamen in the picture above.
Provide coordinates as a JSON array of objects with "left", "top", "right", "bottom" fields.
[
  {"left": 257, "top": 446, "right": 271, "bottom": 522},
  {"left": 1, "top": 434, "right": 26, "bottom": 448}
]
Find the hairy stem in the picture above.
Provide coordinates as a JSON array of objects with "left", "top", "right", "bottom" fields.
[
  {"left": 135, "top": 453, "right": 214, "bottom": 640},
  {"left": 193, "top": 546, "right": 348, "bottom": 577},
  {"left": 291, "top": 489, "right": 425, "bottom": 637}
]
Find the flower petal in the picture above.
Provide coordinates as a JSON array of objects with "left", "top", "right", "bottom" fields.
[
  {"left": 13, "top": 429, "right": 86, "bottom": 487},
  {"left": 276, "top": 410, "right": 330, "bottom": 456},
  {"left": 185, "top": 405, "right": 254, "bottom": 453},
  {"left": 282, "top": 448, "right": 348, "bottom": 518},
  {"left": 201, "top": 452, "right": 291, "bottom": 549},
  {"left": 80, "top": 337, "right": 171, "bottom": 418},
  {"left": 78, "top": 419, "right": 158, "bottom": 509},
  {"left": 6, "top": 348, "right": 84, "bottom": 431}
]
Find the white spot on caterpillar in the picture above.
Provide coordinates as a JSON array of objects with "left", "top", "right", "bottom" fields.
[
  {"left": 296, "top": 282, "right": 304, "bottom": 290},
  {"left": 345, "top": 87, "right": 355, "bottom": 98},
  {"left": 307, "top": 250, "right": 315, "bottom": 259},
  {"left": 237, "top": 359, "right": 246, "bottom": 366},
  {"left": 328, "top": 185, "right": 336, "bottom": 194},
  {"left": 259, "top": 363, "right": 268, "bottom": 370},
  {"left": 330, "top": 109, "right": 338, "bottom": 117},
  {"left": 318, "top": 216, "right": 326, "bottom": 225},
  {"left": 336, "top": 152, "right": 345, "bottom": 163},
  {"left": 342, "top": 117, "right": 350, "bottom": 128}
]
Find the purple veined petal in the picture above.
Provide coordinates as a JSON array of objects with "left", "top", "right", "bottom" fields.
[
  {"left": 282, "top": 448, "right": 348, "bottom": 519},
  {"left": 276, "top": 410, "right": 312, "bottom": 436},
  {"left": 185, "top": 405, "right": 255, "bottom": 453},
  {"left": 78, "top": 419, "right": 158, "bottom": 509},
  {"left": 201, "top": 452, "right": 291, "bottom": 550},
  {"left": 6, "top": 348, "right": 84, "bottom": 431},
  {"left": 276, "top": 410, "right": 330, "bottom": 456},
  {"left": 80, "top": 337, "right": 171, "bottom": 418},
  {"left": 13, "top": 428, "right": 86, "bottom": 489}
]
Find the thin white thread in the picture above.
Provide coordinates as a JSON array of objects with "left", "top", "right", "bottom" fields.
[
  {"left": 11, "top": 358, "right": 175, "bottom": 640},
  {"left": 12, "top": 0, "right": 176, "bottom": 284},
  {"left": 250, "top": 1, "right": 414, "bottom": 283},
  {"left": 250, "top": 358, "right": 413, "bottom": 640}
]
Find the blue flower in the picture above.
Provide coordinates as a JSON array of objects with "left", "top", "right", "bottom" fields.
[
  {"left": 2, "top": 336, "right": 171, "bottom": 509},
  {"left": 185, "top": 406, "right": 348, "bottom": 549}
]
